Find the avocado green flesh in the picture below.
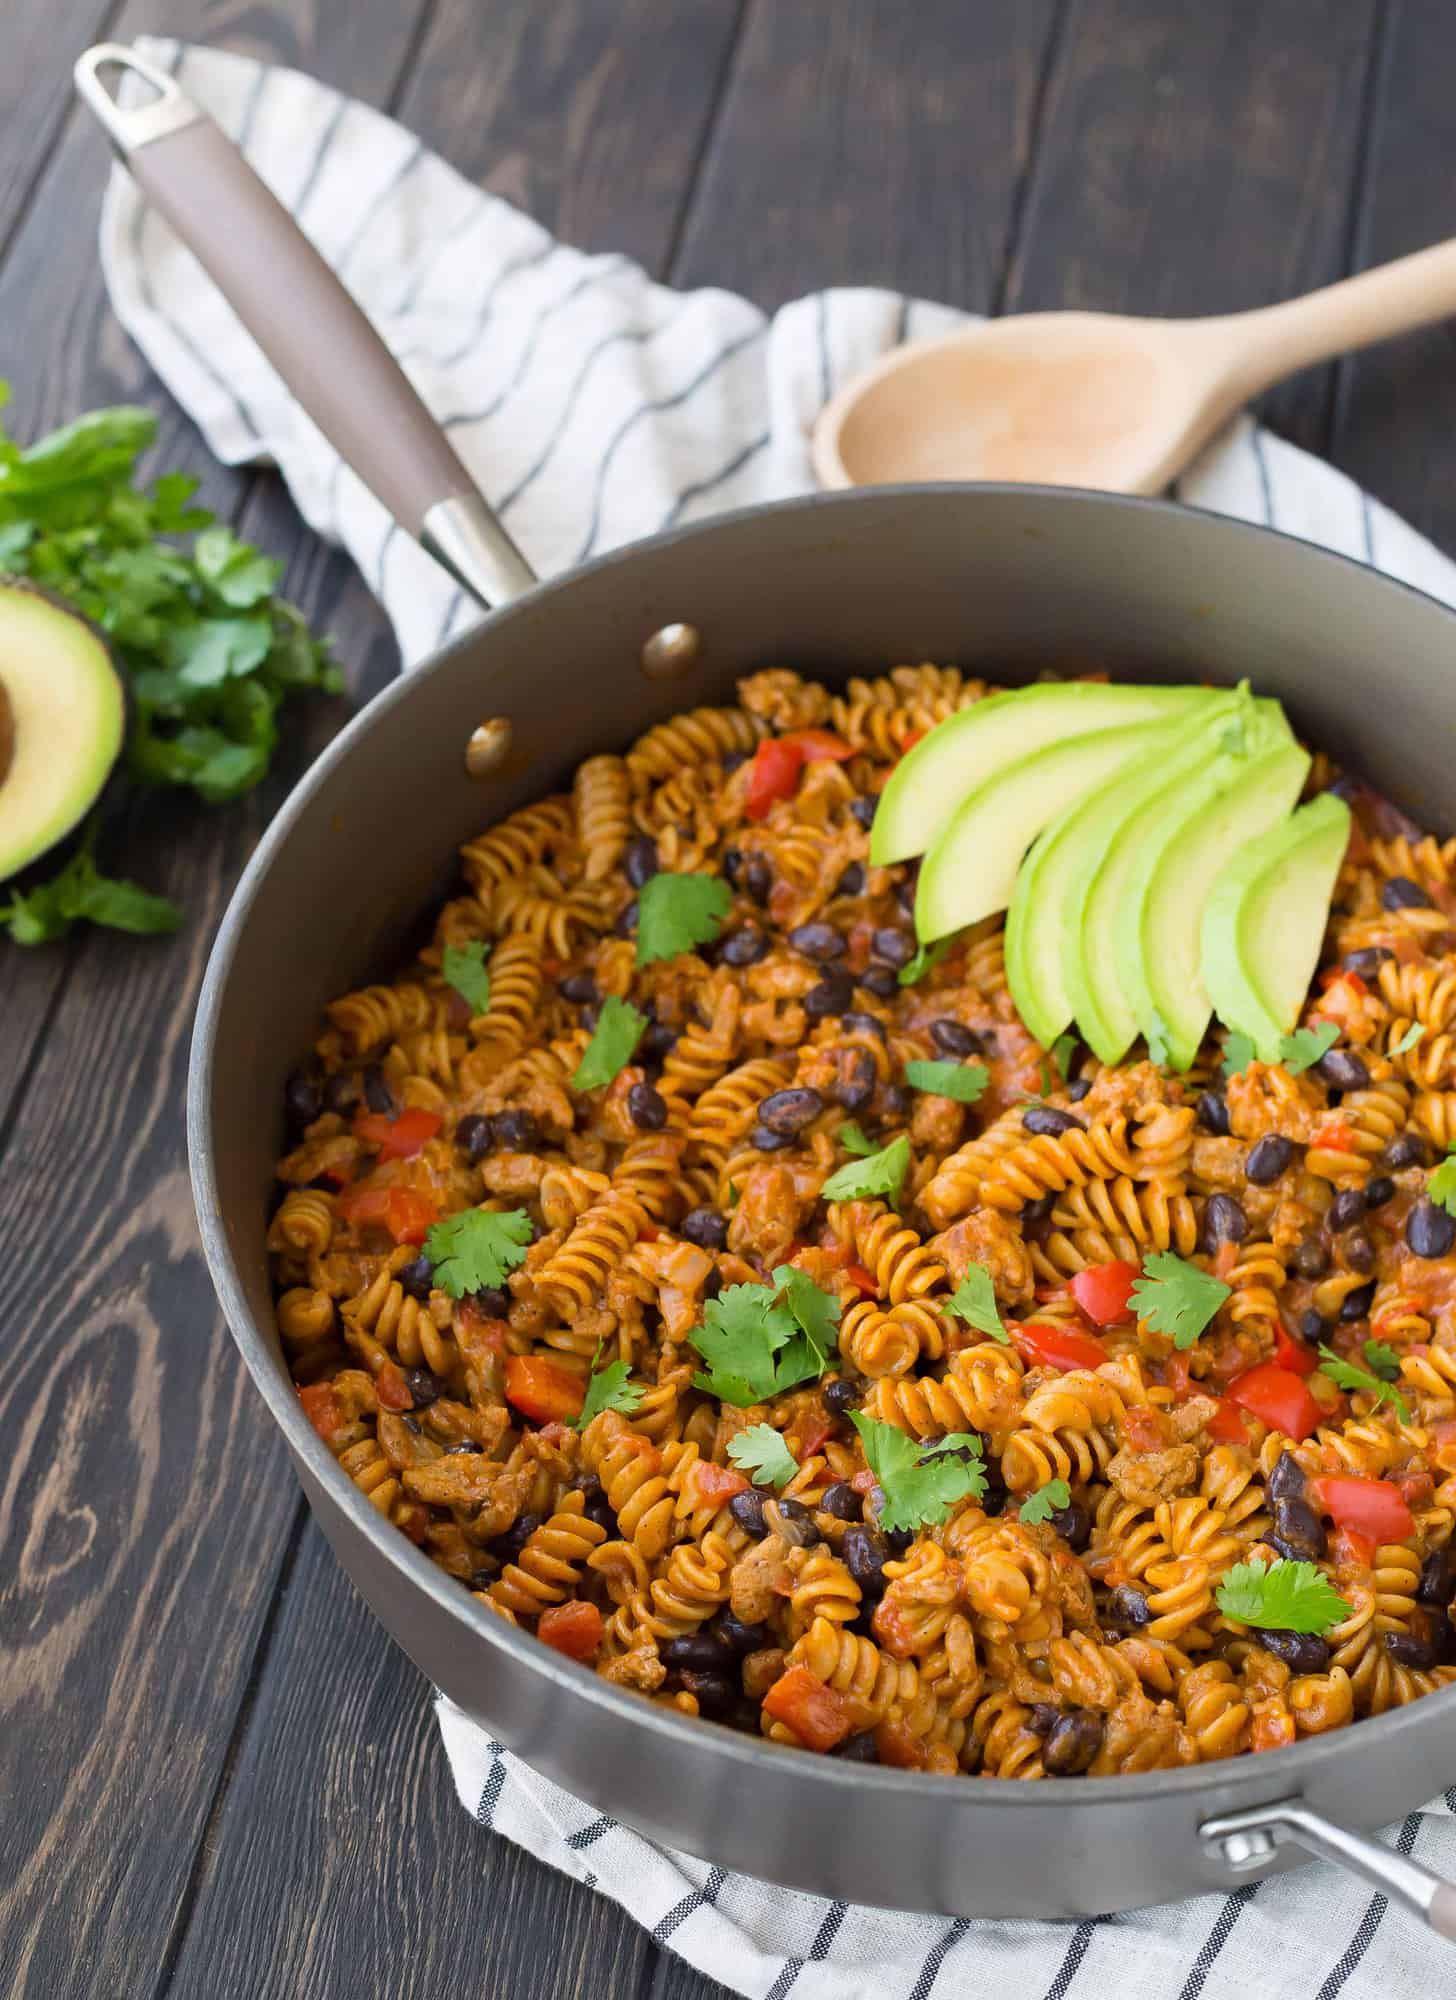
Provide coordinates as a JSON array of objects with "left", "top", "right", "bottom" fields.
[
  {"left": 0, "top": 583, "right": 124, "bottom": 883},
  {"left": 870, "top": 680, "right": 1213, "bottom": 867},
  {"left": 1124, "top": 742, "right": 1310, "bottom": 1071},
  {"left": 916, "top": 721, "right": 1162, "bottom": 943},
  {"left": 1202, "top": 792, "right": 1351, "bottom": 1060}
]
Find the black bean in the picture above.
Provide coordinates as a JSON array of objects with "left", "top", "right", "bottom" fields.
[
  {"left": 1343, "top": 946, "right": 1394, "bottom": 977},
  {"left": 284, "top": 1067, "right": 322, "bottom": 1129},
  {"left": 1271, "top": 1495, "right": 1327, "bottom": 1562},
  {"left": 930, "top": 1019, "right": 981, "bottom": 1057},
  {"left": 750, "top": 1124, "right": 792, "bottom": 1152},
  {"left": 1363, "top": 1175, "right": 1396, "bottom": 1211},
  {"left": 492, "top": 1108, "right": 539, "bottom": 1152},
  {"left": 681, "top": 1207, "right": 728, "bottom": 1251},
  {"left": 1026, "top": 1703, "right": 1061, "bottom": 1739},
  {"left": 662, "top": 1633, "right": 736, "bottom": 1673},
  {"left": 788, "top": 921, "right": 845, "bottom": 962},
  {"left": 1197, "top": 1091, "right": 1231, "bottom": 1136},
  {"left": 744, "top": 856, "right": 772, "bottom": 905},
  {"left": 818, "top": 1481, "right": 862, "bottom": 1521},
  {"left": 834, "top": 861, "right": 866, "bottom": 899},
  {"left": 639, "top": 1021, "right": 679, "bottom": 1064},
  {"left": 1106, "top": 1584, "right": 1152, "bottom": 1630},
  {"left": 701, "top": 1268, "right": 723, "bottom": 1303},
  {"left": 722, "top": 749, "right": 748, "bottom": 776},
  {"left": 1022, "top": 1105, "right": 1083, "bottom": 1137},
  {"left": 446, "top": 1441, "right": 483, "bottom": 1456},
  {"left": 832, "top": 1730, "right": 880, "bottom": 1763},
  {"left": 1044, "top": 1710, "right": 1103, "bottom": 1776},
  {"left": 1328, "top": 1188, "right": 1367, "bottom": 1231},
  {"left": 558, "top": 971, "right": 598, "bottom": 1005},
  {"left": 1319, "top": 1048, "right": 1371, "bottom": 1092},
  {"left": 709, "top": 1610, "right": 768, "bottom": 1656},
  {"left": 476, "top": 1286, "right": 512, "bottom": 1319},
  {"left": 883, "top": 1524, "right": 914, "bottom": 1556},
  {"left": 842, "top": 1524, "right": 890, "bottom": 1598},
  {"left": 894, "top": 872, "right": 919, "bottom": 915},
  {"left": 823, "top": 1378, "right": 859, "bottom": 1417},
  {"left": 805, "top": 971, "right": 855, "bottom": 1019},
  {"left": 857, "top": 963, "right": 900, "bottom": 999},
  {"left": 362, "top": 1065, "right": 394, "bottom": 1115},
  {"left": 720, "top": 847, "right": 744, "bottom": 888},
  {"left": 870, "top": 927, "right": 915, "bottom": 968},
  {"left": 880, "top": 1083, "right": 912, "bottom": 1118},
  {"left": 1298, "top": 1309, "right": 1327, "bottom": 1343},
  {"left": 1385, "top": 1626, "right": 1439, "bottom": 1671},
  {"left": 1246, "top": 1134, "right": 1295, "bottom": 1184},
  {"left": 1381, "top": 875, "right": 1430, "bottom": 911},
  {"left": 487, "top": 1512, "right": 541, "bottom": 1564},
  {"left": 769, "top": 1498, "right": 820, "bottom": 1549},
  {"left": 627, "top": 1082, "right": 668, "bottom": 1131},
  {"left": 624, "top": 834, "right": 659, "bottom": 889},
  {"left": 1293, "top": 1237, "right": 1329, "bottom": 1279},
  {"left": 1258, "top": 1629, "right": 1331, "bottom": 1675},
  {"left": 1267, "top": 1452, "right": 1307, "bottom": 1504},
  {"left": 679, "top": 1669, "right": 737, "bottom": 1719},
  {"left": 1419, "top": 1549, "right": 1455, "bottom": 1607},
  {"left": 571, "top": 1473, "right": 615, "bottom": 1533},
  {"left": 729, "top": 1489, "right": 769, "bottom": 1537},
  {"left": 456, "top": 1113, "right": 494, "bottom": 1162},
  {"left": 467, "top": 1569, "right": 496, "bottom": 1592},
  {"left": 1345, "top": 1231, "right": 1376, "bottom": 1276},
  {"left": 1429, "top": 1606, "right": 1456, "bottom": 1665},
  {"left": 719, "top": 925, "right": 769, "bottom": 967},
  {"left": 841, "top": 1010, "right": 887, "bottom": 1041},
  {"left": 404, "top": 1366, "right": 446, "bottom": 1408},
  {"left": 323, "top": 1072, "right": 359, "bottom": 1117},
  {"left": 1021, "top": 1193, "right": 1056, "bottom": 1224},
  {"left": 1068, "top": 1078, "right": 1093, "bottom": 1102},
  {"left": 849, "top": 796, "right": 878, "bottom": 830},
  {"left": 614, "top": 898, "right": 639, "bottom": 937},
  {"left": 398, "top": 1255, "right": 434, "bottom": 1299},
  {"left": 1046, "top": 1500, "right": 1093, "bottom": 1552},
  {"left": 834, "top": 1048, "right": 879, "bottom": 1113},
  {"left": 1199, "top": 1192, "right": 1248, "bottom": 1252},
  {"left": 759, "top": 1086, "right": 824, "bottom": 1136},
  {"left": 1407, "top": 1198, "right": 1456, "bottom": 1260},
  {"left": 1383, "top": 1133, "right": 1431, "bottom": 1171}
]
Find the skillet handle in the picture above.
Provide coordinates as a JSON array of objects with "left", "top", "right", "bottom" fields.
[
  {"left": 1203, "top": 1799, "right": 1456, "bottom": 1944},
  {"left": 74, "top": 42, "right": 536, "bottom": 612}
]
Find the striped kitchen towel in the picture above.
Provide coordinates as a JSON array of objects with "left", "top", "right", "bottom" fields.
[{"left": 101, "top": 36, "right": 1456, "bottom": 2000}]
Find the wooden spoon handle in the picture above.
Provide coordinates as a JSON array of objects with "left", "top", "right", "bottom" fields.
[{"left": 1208, "top": 237, "right": 1456, "bottom": 401}]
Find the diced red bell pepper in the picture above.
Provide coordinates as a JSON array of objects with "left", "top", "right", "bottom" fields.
[
  {"left": 1273, "top": 1322, "right": 1319, "bottom": 1377},
  {"left": 761, "top": 1665, "right": 854, "bottom": 1752},
  {"left": 797, "top": 1418, "right": 832, "bottom": 1460},
  {"left": 1331, "top": 1523, "right": 1378, "bottom": 1570},
  {"left": 844, "top": 1262, "right": 878, "bottom": 1297},
  {"left": 1319, "top": 966, "right": 1368, "bottom": 996},
  {"left": 783, "top": 728, "right": 854, "bottom": 764},
  {"left": 1391, "top": 1466, "right": 1435, "bottom": 1510},
  {"left": 1206, "top": 1397, "right": 1255, "bottom": 1445},
  {"left": 1313, "top": 1121, "right": 1358, "bottom": 1155},
  {"left": 1121, "top": 1405, "right": 1168, "bottom": 1454},
  {"left": 745, "top": 737, "right": 806, "bottom": 820},
  {"left": 1012, "top": 1321, "right": 1108, "bottom": 1373},
  {"left": 504, "top": 1354, "right": 585, "bottom": 1425},
  {"left": 376, "top": 1359, "right": 413, "bottom": 1411},
  {"left": 873, "top": 1719, "right": 928, "bottom": 1769},
  {"left": 689, "top": 1461, "right": 751, "bottom": 1509},
  {"left": 537, "top": 1600, "right": 604, "bottom": 1661},
  {"left": 897, "top": 730, "right": 928, "bottom": 755},
  {"left": 353, "top": 1106, "right": 443, "bottom": 1160},
  {"left": 1250, "top": 1703, "right": 1296, "bottom": 1754},
  {"left": 337, "top": 1184, "right": 439, "bottom": 1245},
  {"left": 1227, "top": 1362, "right": 1324, "bottom": 1441},
  {"left": 1311, "top": 1474, "right": 1415, "bottom": 1544},
  {"left": 1071, "top": 1260, "right": 1139, "bottom": 1327},
  {"left": 323, "top": 1160, "right": 356, "bottom": 1188},
  {"left": 298, "top": 1381, "right": 344, "bottom": 1442}
]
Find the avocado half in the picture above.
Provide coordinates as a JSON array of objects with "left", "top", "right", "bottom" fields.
[{"left": 0, "top": 579, "right": 125, "bottom": 884}]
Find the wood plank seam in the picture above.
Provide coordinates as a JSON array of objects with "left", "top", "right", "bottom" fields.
[{"left": 663, "top": 0, "right": 753, "bottom": 283}]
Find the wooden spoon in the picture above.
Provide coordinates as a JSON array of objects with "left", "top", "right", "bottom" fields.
[{"left": 813, "top": 238, "right": 1456, "bottom": 493}]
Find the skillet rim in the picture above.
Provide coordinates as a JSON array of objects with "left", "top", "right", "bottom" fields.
[{"left": 188, "top": 480, "right": 1456, "bottom": 1813}]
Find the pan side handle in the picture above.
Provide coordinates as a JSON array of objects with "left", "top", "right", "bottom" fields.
[
  {"left": 74, "top": 43, "right": 536, "bottom": 613},
  {"left": 1202, "top": 1799, "right": 1456, "bottom": 1944}
]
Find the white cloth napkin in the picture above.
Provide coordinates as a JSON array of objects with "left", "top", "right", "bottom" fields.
[{"left": 101, "top": 36, "right": 1456, "bottom": 1999}]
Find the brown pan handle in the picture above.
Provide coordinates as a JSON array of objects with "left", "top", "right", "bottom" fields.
[
  {"left": 1203, "top": 1800, "right": 1456, "bottom": 1944},
  {"left": 74, "top": 43, "right": 537, "bottom": 611}
]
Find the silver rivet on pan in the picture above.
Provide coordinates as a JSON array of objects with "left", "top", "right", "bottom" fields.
[
  {"left": 640, "top": 622, "right": 701, "bottom": 678},
  {"left": 465, "top": 717, "right": 512, "bottom": 778}
]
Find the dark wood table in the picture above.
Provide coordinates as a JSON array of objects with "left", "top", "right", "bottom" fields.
[{"left": 5, "top": 3, "right": 1456, "bottom": 1994}]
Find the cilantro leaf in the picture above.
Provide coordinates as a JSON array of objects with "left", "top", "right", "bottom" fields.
[
  {"left": 1429, "top": 1149, "right": 1456, "bottom": 1218},
  {"left": 1050, "top": 1035, "right": 1078, "bottom": 1081},
  {"left": 1317, "top": 1343, "right": 1411, "bottom": 1422},
  {"left": 1221, "top": 1029, "right": 1256, "bottom": 1080},
  {"left": 726, "top": 1424, "right": 799, "bottom": 1488},
  {"left": 898, "top": 937, "right": 951, "bottom": 987},
  {"left": 850, "top": 1412, "right": 985, "bottom": 1531},
  {"left": 945, "top": 1264, "right": 1009, "bottom": 1343},
  {"left": 1018, "top": 1477, "right": 1071, "bottom": 1525},
  {"left": 1146, "top": 1011, "right": 1171, "bottom": 1067},
  {"left": 820, "top": 1133, "right": 910, "bottom": 1205},
  {"left": 1, "top": 840, "right": 180, "bottom": 945},
  {"left": 1362, "top": 1338, "right": 1401, "bottom": 1381},
  {"left": 1215, "top": 1557, "right": 1352, "bottom": 1635},
  {"left": 689, "top": 1267, "right": 840, "bottom": 1406},
  {"left": 571, "top": 994, "right": 647, "bottom": 1090},
  {"left": 1391, "top": 1023, "right": 1426, "bottom": 1056},
  {"left": 576, "top": 1357, "right": 645, "bottom": 1429},
  {"left": 635, "top": 871, "right": 732, "bottom": 966},
  {"left": 920, "top": 1431, "right": 984, "bottom": 1459},
  {"left": 771, "top": 1263, "right": 842, "bottom": 1376},
  {"left": 904, "top": 1059, "right": 988, "bottom": 1103},
  {"left": 424, "top": 1207, "right": 533, "bottom": 1298},
  {"left": 1129, "top": 1250, "right": 1230, "bottom": 1349},
  {"left": 441, "top": 939, "right": 491, "bottom": 1014},
  {"left": 837, "top": 1121, "right": 877, "bottom": 1156},
  {"left": 1280, "top": 1020, "right": 1340, "bottom": 1074}
]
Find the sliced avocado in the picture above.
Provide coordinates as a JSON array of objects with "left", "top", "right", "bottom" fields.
[
  {"left": 915, "top": 720, "right": 1161, "bottom": 943},
  {"left": 0, "top": 581, "right": 124, "bottom": 883},
  {"left": 1005, "top": 695, "right": 1241, "bottom": 1050},
  {"left": 870, "top": 679, "right": 1214, "bottom": 867},
  {"left": 1201, "top": 791, "right": 1351, "bottom": 1060},
  {"left": 1071, "top": 694, "right": 1293, "bottom": 1065},
  {"left": 1117, "top": 733, "right": 1309, "bottom": 1071}
]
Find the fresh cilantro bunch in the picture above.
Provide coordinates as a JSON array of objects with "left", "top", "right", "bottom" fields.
[
  {"left": 689, "top": 1264, "right": 841, "bottom": 1406},
  {"left": 0, "top": 386, "right": 339, "bottom": 943}
]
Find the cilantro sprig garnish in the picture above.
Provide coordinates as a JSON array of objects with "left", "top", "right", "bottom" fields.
[
  {"left": 689, "top": 1264, "right": 841, "bottom": 1406},
  {"left": 424, "top": 1207, "right": 533, "bottom": 1298},
  {"left": 1363, "top": 1338, "right": 1401, "bottom": 1381},
  {"left": 1221, "top": 1029, "right": 1256, "bottom": 1080},
  {"left": 1050, "top": 1035, "right": 1077, "bottom": 1081},
  {"left": 1391, "top": 1023, "right": 1426, "bottom": 1056},
  {"left": 1129, "top": 1250, "right": 1230, "bottom": 1350},
  {"left": 635, "top": 872, "right": 732, "bottom": 966},
  {"left": 837, "top": 1121, "right": 877, "bottom": 1156},
  {"left": 2, "top": 840, "right": 181, "bottom": 945},
  {"left": 898, "top": 937, "right": 951, "bottom": 987},
  {"left": 945, "top": 1265, "right": 1009, "bottom": 1344},
  {"left": 576, "top": 1355, "right": 645, "bottom": 1429},
  {"left": 1428, "top": 1147, "right": 1456, "bottom": 1218},
  {"left": 1280, "top": 1020, "right": 1340, "bottom": 1074},
  {"left": 571, "top": 994, "right": 647, "bottom": 1090},
  {"left": 820, "top": 1133, "right": 910, "bottom": 1205},
  {"left": 442, "top": 939, "right": 491, "bottom": 1014},
  {"left": 1146, "top": 1011, "right": 1171, "bottom": 1067},
  {"left": 904, "top": 1059, "right": 988, "bottom": 1103},
  {"left": 850, "top": 1413, "right": 985, "bottom": 1531},
  {"left": 727, "top": 1424, "right": 799, "bottom": 1488},
  {"left": 1215, "top": 1557, "right": 1352, "bottom": 1635},
  {"left": 1317, "top": 1343, "right": 1411, "bottom": 1422},
  {"left": 1018, "top": 1477, "right": 1071, "bottom": 1525}
]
